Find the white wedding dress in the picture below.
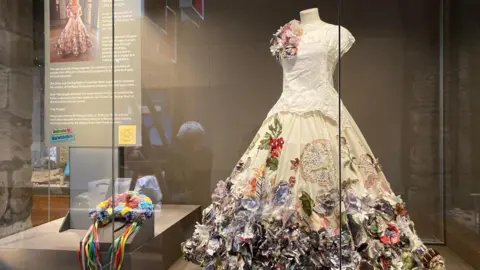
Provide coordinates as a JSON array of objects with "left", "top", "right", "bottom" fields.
[{"left": 182, "top": 21, "right": 445, "bottom": 270}]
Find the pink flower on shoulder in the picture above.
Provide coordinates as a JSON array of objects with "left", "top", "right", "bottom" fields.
[{"left": 269, "top": 20, "right": 303, "bottom": 60}]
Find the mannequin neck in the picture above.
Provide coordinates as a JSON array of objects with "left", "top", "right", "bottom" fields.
[{"left": 300, "top": 8, "right": 325, "bottom": 26}]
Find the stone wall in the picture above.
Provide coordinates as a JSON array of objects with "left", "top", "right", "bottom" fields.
[
  {"left": 446, "top": 0, "right": 480, "bottom": 210},
  {"left": 399, "top": 0, "right": 444, "bottom": 241},
  {"left": 0, "top": 0, "right": 34, "bottom": 238}
]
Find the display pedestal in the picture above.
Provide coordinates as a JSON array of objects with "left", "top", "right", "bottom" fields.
[{"left": 0, "top": 205, "right": 201, "bottom": 270}]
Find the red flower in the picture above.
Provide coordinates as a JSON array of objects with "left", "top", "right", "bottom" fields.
[
  {"left": 248, "top": 178, "right": 257, "bottom": 193},
  {"left": 380, "top": 224, "right": 400, "bottom": 245},
  {"left": 381, "top": 256, "right": 389, "bottom": 269},
  {"left": 127, "top": 199, "right": 139, "bottom": 209},
  {"left": 394, "top": 203, "right": 407, "bottom": 217},
  {"left": 290, "top": 158, "right": 300, "bottom": 170},
  {"left": 289, "top": 176, "right": 296, "bottom": 186},
  {"left": 269, "top": 137, "right": 284, "bottom": 157}
]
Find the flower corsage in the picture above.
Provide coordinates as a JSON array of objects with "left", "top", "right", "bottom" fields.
[{"left": 270, "top": 20, "right": 303, "bottom": 60}]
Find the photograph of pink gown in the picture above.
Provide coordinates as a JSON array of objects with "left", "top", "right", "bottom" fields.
[{"left": 55, "top": 2, "right": 93, "bottom": 57}]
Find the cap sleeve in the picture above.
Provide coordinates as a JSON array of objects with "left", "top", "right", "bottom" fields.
[{"left": 339, "top": 26, "right": 355, "bottom": 56}]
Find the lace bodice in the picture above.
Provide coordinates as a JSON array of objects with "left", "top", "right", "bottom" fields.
[{"left": 267, "top": 23, "right": 355, "bottom": 127}]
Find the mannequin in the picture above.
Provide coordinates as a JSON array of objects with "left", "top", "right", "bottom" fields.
[{"left": 299, "top": 8, "right": 326, "bottom": 26}]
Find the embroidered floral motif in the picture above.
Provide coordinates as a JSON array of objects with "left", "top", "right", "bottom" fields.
[
  {"left": 231, "top": 157, "right": 252, "bottom": 178},
  {"left": 251, "top": 164, "right": 266, "bottom": 199},
  {"left": 358, "top": 154, "right": 390, "bottom": 192},
  {"left": 259, "top": 117, "right": 283, "bottom": 171},
  {"left": 290, "top": 158, "right": 300, "bottom": 171},
  {"left": 270, "top": 20, "right": 303, "bottom": 60},
  {"left": 269, "top": 175, "right": 277, "bottom": 187},
  {"left": 288, "top": 176, "right": 296, "bottom": 187},
  {"left": 300, "top": 139, "right": 337, "bottom": 186},
  {"left": 253, "top": 164, "right": 265, "bottom": 178},
  {"left": 247, "top": 134, "right": 260, "bottom": 152},
  {"left": 246, "top": 177, "right": 257, "bottom": 197},
  {"left": 338, "top": 135, "right": 357, "bottom": 172},
  {"left": 269, "top": 137, "right": 284, "bottom": 157},
  {"left": 363, "top": 173, "right": 380, "bottom": 190}
]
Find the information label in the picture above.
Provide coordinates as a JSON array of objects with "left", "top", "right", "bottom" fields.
[{"left": 45, "top": 0, "right": 142, "bottom": 147}]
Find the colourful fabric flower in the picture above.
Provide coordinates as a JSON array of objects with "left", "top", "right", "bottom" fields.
[
  {"left": 241, "top": 198, "right": 260, "bottom": 212},
  {"left": 380, "top": 224, "right": 400, "bottom": 245},
  {"left": 270, "top": 20, "right": 303, "bottom": 60},
  {"left": 89, "top": 191, "right": 154, "bottom": 225},
  {"left": 394, "top": 203, "right": 407, "bottom": 217}
]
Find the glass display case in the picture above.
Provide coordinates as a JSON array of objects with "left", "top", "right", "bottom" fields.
[{"left": 0, "top": 0, "right": 478, "bottom": 269}]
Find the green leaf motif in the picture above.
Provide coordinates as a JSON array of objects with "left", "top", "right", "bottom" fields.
[
  {"left": 341, "top": 178, "right": 358, "bottom": 190},
  {"left": 299, "top": 191, "right": 314, "bottom": 216},
  {"left": 266, "top": 157, "right": 279, "bottom": 171},
  {"left": 349, "top": 161, "right": 356, "bottom": 172},
  {"left": 257, "top": 117, "right": 282, "bottom": 151},
  {"left": 247, "top": 134, "right": 260, "bottom": 152},
  {"left": 365, "top": 153, "right": 382, "bottom": 172},
  {"left": 268, "top": 117, "right": 282, "bottom": 138},
  {"left": 258, "top": 137, "right": 271, "bottom": 150},
  {"left": 338, "top": 136, "right": 347, "bottom": 145}
]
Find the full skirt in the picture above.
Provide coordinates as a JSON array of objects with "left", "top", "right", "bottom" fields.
[
  {"left": 55, "top": 18, "right": 93, "bottom": 56},
  {"left": 181, "top": 111, "right": 445, "bottom": 270}
]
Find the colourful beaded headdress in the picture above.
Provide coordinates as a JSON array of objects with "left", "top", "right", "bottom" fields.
[{"left": 78, "top": 191, "right": 154, "bottom": 270}]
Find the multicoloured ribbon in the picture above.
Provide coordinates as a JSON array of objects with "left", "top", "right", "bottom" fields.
[{"left": 78, "top": 191, "right": 154, "bottom": 270}]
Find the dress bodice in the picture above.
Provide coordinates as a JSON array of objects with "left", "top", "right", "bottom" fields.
[
  {"left": 268, "top": 22, "right": 355, "bottom": 127},
  {"left": 67, "top": 5, "right": 82, "bottom": 19}
]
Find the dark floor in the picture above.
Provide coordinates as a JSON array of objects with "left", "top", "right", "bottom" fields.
[{"left": 169, "top": 246, "right": 474, "bottom": 270}]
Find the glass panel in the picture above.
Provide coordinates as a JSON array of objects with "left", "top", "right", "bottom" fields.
[
  {"left": 339, "top": 0, "right": 444, "bottom": 242},
  {"left": 5, "top": 0, "right": 480, "bottom": 269},
  {"left": 338, "top": 0, "right": 449, "bottom": 269},
  {"left": 445, "top": 0, "right": 480, "bottom": 268},
  {"left": 0, "top": 0, "right": 117, "bottom": 268},
  {"left": 137, "top": 1, "right": 342, "bottom": 269}
]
